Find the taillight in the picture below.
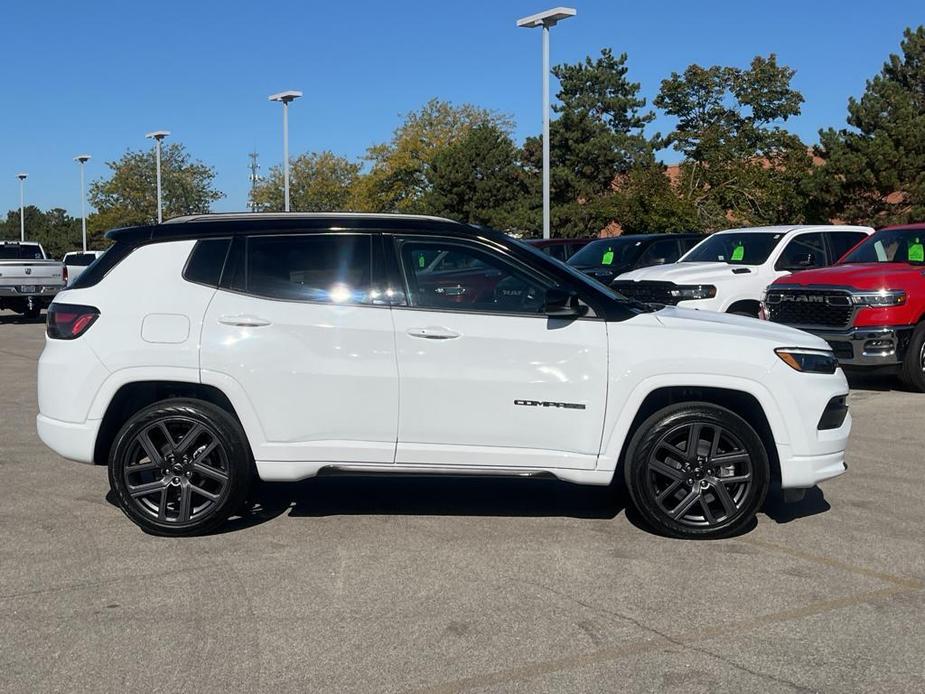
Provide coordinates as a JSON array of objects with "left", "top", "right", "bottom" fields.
[
  {"left": 47, "top": 303, "right": 99, "bottom": 339},
  {"left": 62, "top": 265, "right": 69, "bottom": 284}
]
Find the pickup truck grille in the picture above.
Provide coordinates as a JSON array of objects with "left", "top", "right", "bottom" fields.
[
  {"left": 611, "top": 281, "right": 681, "bottom": 306},
  {"left": 765, "top": 288, "right": 854, "bottom": 328}
]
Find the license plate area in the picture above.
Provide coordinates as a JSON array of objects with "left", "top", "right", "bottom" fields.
[{"left": 19, "top": 285, "right": 36, "bottom": 293}]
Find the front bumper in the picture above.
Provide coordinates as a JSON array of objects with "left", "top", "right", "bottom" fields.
[{"left": 804, "top": 325, "right": 913, "bottom": 366}]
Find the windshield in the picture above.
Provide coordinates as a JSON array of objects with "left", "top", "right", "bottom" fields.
[
  {"left": 63, "top": 253, "right": 97, "bottom": 266},
  {"left": 568, "top": 238, "right": 644, "bottom": 267},
  {"left": 0, "top": 244, "right": 43, "bottom": 260},
  {"left": 682, "top": 232, "right": 784, "bottom": 266},
  {"left": 511, "top": 237, "right": 642, "bottom": 305},
  {"left": 840, "top": 229, "right": 925, "bottom": 265}
]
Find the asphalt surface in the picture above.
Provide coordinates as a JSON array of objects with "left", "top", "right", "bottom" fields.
[{"left": 1, "top": 311, "right": 923, "bottom": 693}]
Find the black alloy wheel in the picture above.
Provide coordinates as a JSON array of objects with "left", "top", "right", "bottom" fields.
[
  {"left": 625, "top": 403, "right": 769, "bottom": 539},
  {"left": 109, "top": 399, "right": 251, "bottom": 536}
]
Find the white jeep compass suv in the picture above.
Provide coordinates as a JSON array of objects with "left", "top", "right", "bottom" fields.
[
  {"left": 614, "top": 225, "right": 873, "bottom": 317},
  {"left": 37, "top": 214, "right": 852, "bottom": 539}
]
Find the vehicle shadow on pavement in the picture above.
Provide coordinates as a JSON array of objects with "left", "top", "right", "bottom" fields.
[
  {"left": 762, "top": 486, "right": 830, "bottom": 524},
  {"left": 221, "top": 476, "right": 627, "bottom": 533}
]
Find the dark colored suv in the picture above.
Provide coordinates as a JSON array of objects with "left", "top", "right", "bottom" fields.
[{"left": 567, "top": 234, "right": 704, "bottom": 286}]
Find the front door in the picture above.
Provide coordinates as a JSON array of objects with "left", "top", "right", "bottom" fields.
[
  {"left": 388, "top": 235, "right": 608, "bottom": 470},
  {"left": 200, "top": 232, "right": 398, "bottom": 464}
]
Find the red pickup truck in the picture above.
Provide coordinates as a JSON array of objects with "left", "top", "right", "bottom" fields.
[{"left": 764, "top": 223, "right": 925, "bottom": 390}]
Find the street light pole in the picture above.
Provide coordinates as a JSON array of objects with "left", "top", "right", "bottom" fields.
[
  {"left": 17, "top": 173, "right": 27, "bottom": 242},
  {"left": 517, "top": 7, "right": 576, "bottom": 240},
  {"left": 268, "top": 91, "right": 303, "bottom": 212},
  {"left": 145, "top": 130, "right": 170, "bottom": 223},
  {"left": 74, "top": 155, "right": 91, "bottom": 251}
]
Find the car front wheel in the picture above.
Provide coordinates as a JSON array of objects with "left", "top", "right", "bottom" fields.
[
  {"left": 624, "top": 403, "right": 769, "bottom": 539},
  {"left": 108, "top": 399, "right": 252, "bottom": 536}
]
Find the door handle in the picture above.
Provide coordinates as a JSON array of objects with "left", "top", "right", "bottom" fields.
[
  {"left": 219, "top": 314, "right": 272, "bottom": 327},
  {"left": 407, "top": 326, "right": 460, "bottom": 340}
]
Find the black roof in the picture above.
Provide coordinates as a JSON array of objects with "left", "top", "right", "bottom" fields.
[{"left": 105, "top": 212, "right": 499, "bottom": 244}]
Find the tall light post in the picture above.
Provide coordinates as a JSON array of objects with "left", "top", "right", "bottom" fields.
[
  {"left": 517, "top": 7, "right": 576, "bottom": 240},
  {"left": 17, "top": 173, "right": 28, "bottom": 241},
  {"left": 74, "top": 155, "right": 91, "bottom": 251},
  {"left": 268, "top": 90, "right": 302, "bottom": 212},
  {"left": 145, "top": 130, "right": 170, "bottom": 223}
]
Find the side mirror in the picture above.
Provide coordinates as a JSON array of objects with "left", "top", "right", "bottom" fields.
[{"left": 544, "top": 286, "right": 587, "bottom": 318}]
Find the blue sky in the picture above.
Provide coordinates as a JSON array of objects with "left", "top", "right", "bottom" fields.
[{"left": 2, "top": 0, "right": 923, "bottom": 217}]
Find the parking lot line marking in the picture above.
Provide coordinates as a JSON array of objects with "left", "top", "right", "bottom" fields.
[
  {"left": 741, "top": 537, "right": 924, "bottom": 590},
  {"left": 413, "top": 535, "right": 924, "bottom": 694},
  {"left": 412, "top": 584, "right": 915, "bottom": 694}
]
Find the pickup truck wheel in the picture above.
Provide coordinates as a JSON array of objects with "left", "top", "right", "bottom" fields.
[
  {"left": 108, "top": 399, "right": 252, "bottom": 536},
  {"left": 899, "top": 323, "right": 925, "bottom": 392},
  {"left": 624, "top": 403, "right": 769, "bottom": 539}
]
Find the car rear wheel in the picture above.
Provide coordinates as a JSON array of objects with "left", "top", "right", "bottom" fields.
[
  {"left": 624, "top": 403, "right": 769, "bottom": 539},
  {"left": 899, "top": 322, "right": 925, "bottom": 392},
  {"left": 108, "top": 399, "right": 252, "bottom": 536}
]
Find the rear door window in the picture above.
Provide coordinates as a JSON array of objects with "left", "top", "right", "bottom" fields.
[{"left": 225, "top": 233, "right": 375, "bottom": 304}]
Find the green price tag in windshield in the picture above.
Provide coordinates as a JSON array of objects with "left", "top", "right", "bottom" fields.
[
  {"left": 910, "top": 239, "right": 924, "bottom": 262},
  {"left": 418, "top": 253, "right": 426, "bottom": 268},
  {"left": 601, "top": 249, "right": 614, "bottom": 265},
  {"left": 731, "top": 244, "right": 745, "bottom": 261}
]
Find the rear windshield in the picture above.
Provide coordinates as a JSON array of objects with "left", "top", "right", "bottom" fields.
[
  {"left": 568, "top": 238, "right": 645, "bottom": 267},
  {"left": 682, "top": 232, "right": 784, "bottom": 266},
  {"left": 0, "top": 244, "right": 43, "bottom": 260},
  {"left": 68, "top": 245, "right": 131, "bottom": 289},
  {"left": 840, "top": 229, "right": 925, "bottom": 265},
  {"left": 63, "top": 253, "right": 98, "bottom": 266}
]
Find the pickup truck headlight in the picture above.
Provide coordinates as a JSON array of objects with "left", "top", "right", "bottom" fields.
[
  {"left": 850, "top": 290, "right": 906, "bottom": 306},
  {"left": 669, "top": 284, "right": 716, "bottom": 300},
  {"left": 775, "top": 348, "right": 839, "bottom": 374}
]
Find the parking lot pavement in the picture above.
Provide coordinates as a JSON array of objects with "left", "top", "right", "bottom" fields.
[{"left": 1, "top": 313, "right": 923, "bottom": 693}]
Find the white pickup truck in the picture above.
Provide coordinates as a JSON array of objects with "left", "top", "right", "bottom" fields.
[
  {"left": 612, "top": 225, "right": 873, "bottom": 317},
  {"left": 0, "top": 242, "right": 67, "bottom": 318}
]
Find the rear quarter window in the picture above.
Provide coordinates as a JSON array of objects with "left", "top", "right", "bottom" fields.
[{"left": 183, "top": 238, "right": 231, "bottom": 288}]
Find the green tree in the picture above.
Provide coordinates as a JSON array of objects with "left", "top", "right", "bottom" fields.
[
  {"left": 0, "top": 206, "right": 83, "bottom": 258},
  {"left": 252, "top": 151, "right": 361, "bottom": 212},
  {"left": 655, "top": 55, "right": 814, "bottom": 229},
  {"left": 815, "top": 26, "right": 925, "bottom": 225},
  {"left": 88, "top": 142, "right": 223, "bottom": 236},
  {"left": 353, "top": 98, "right": 513, "bottom": 213},
  {"left": 521, "top": 49, "right": 655, "bottom": 237},
  {"left": 425, "top": 124, "right": 527, "bottom": 229},
  {"left": 611, "top": 166, "right": 701, "bottom": 233}
]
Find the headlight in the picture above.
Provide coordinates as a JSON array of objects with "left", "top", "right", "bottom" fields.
[
  {"left": 669, "top": 284, "right": 716, "bottom": 300},
  {"left": 775, "top": 348, "right": 839, "bottom": 374},
  {"left": 850, "top": 290, "right": 906, "bottom": 306}
]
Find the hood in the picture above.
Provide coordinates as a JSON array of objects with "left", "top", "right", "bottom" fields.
[
  {"left": 571, "top": 263, "right": 633, "bottom": 283},
  {"left": 617, "top": 262, "right": 760, "bottom": 284},
  {"left": 774, "top": 262, "right": 924, "bottom": 291},
  {"left": 652, "top": 305, "right": 830, "bottom": 350}
]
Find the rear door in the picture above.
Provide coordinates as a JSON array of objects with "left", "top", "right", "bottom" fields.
[
  {"left": 200, "top": 231, "right": 399, "bottom": 464},
  {"left": 827, "top": 231, "right": 869, "bottom": 263},
  {"left": 388, "top": 234, "right": 608, "bottom": 470}
]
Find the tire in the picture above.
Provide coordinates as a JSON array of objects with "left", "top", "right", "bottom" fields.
[
  {"left": 623, "top": 403, "right": 769, "bottom": 539},
  {"left": 108, "top": 398, "right": 252, "bottom": 536},
  {"left": 899, "top": 323, "right": 925, "bottom": 392}
]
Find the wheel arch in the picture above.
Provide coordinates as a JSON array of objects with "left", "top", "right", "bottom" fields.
[
  {"left": 93, "top": 381, "right": 243, "bottom": 466},
  {"left": 605, "top": 382, "right": 784, "bottom": 486},
  {"left": 726, "top": 299, "right": 762, "bottom": 317}
]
